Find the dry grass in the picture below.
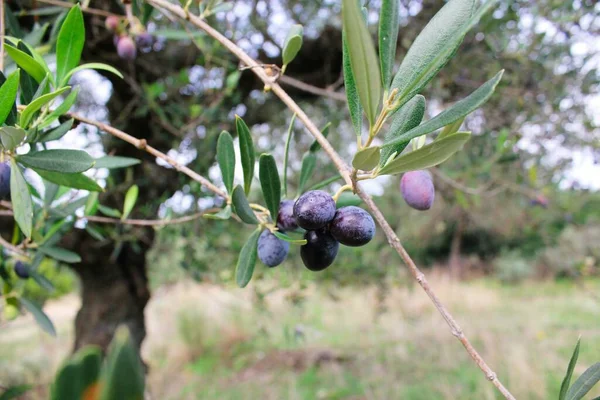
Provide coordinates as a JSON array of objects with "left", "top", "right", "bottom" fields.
[{"left": 1, "top": 275, "right": 600, "bottom": 399}]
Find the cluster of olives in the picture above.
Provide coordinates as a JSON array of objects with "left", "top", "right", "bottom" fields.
[
  {"left": 0, "top": 161, "right": 10, "bottom": 200},
  {"left": 105, "top": 16, "right": 153, "bottom": 61},
  {"left": 257, "top": 190, "right": 376, "bottom": 271}
]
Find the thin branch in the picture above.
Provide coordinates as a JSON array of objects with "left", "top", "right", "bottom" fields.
[
  {"left": 0, "top": 235, "right": 26, "bottom": 256},
  {"left": 64, "top": 110, "right": 228, "bottom": 199},
  {"left": 278, "top": 75, "right": 347, "bottom": 102},
  {"left": 35, "top": 0, "right": 119, "bottom": 18},
  {"left": 145, "top": 1, "right": 516, "bottom": 398}
]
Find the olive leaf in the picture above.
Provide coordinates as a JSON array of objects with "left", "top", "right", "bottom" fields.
[
  {"left": 380, "top": 95, "right": 426, "bottom": 165},
  {"left": 231, "top": 185, "right": 259, "bottom": 224},
  {"left": 217, "top": 130, "right": 235, "bottom": 194},
  {"left": 236, "top": 116, "right": 255, "bottom": 195},
  {"left": 259, "top": 154, "right": 281, "bottom": 222},
  {"left": 378, "top": 0, "right": 400, "bottom": 89},
  {"left": 352, "top": 146, "right": 381, "bottom": 171},
  {"left": 235, "top": 228, "right": 261, "bottom": 288},
  {"left": 282, "top": 24, "right": 303, "bottom": 68}
]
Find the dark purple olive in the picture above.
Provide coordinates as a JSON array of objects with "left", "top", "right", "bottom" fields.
[
  {"left": 14, "top": 261, "right": 29, "bottom": 279},
  {"left": 136, "top": 32, "right": 154, "bottom": 47},
  {"left": 300, "top": 228, "right": 339, "bottom": 271},
  {"left": 329, "top": 206, "right": 375, "bottom": 247},
  {"left": 0, "top": 162, "right": 10, "bottom": 200},
  {"left": 293, "top": 190, "right": 336, "bottom": 230},
  {"left": 400, "top": 170, "right": 435, "bottom": 211},
  {"left": 276, "top": 200, "right": 297, "bottom": 231},
  {"left": 257, "top": 230, "right": 289, "bottom": 268},
  {"left": 105, "top": 16, "right": 120, "bottom": 31},
  {"left": 117, "top": 36, "right": 137, "bottom": 60}
]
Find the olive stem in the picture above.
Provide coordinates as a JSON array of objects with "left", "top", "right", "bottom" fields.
[{"left": 332, "top": 184, "right": 352, "bottom": 202}]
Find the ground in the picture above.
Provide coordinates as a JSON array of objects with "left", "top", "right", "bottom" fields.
[{"left": 1, "top": 273, "right": 600, "bottom": 399}]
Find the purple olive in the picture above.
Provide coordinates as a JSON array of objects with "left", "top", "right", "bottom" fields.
[
  {"left": 117, "top": 36, "right": 137, "bottom": 60},
  {"left": 300, "top": 228, "right": 339, "bottom": 271},
  {"left": 257, "top": 230, "right": 289, "bottom": 268},
  {"left": 400, "top": 170, "right": 435, "bottom": 211},
  {"left": 105, "top": 16, "right": 120, "bottom": 32},
  {"left": 136, "top": 32, "right": 154, "bottom": 47},
  {"left": 329, "top": 206, "right": 375, "bottom": 247},
  {"left": 14, "top": 261, "right": 29, "bottom": 279},
  {"left": 293, "top": 190, "right": 336, "bottom": 230},
  {"left": 276, "top": 200, "right": 297, "bottom": 231},
  {"left": 0, "top": 162, "right": 10, "bottom": 200}
]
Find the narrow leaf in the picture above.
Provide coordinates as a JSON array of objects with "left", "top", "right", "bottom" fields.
[
  {"left": 20, "top": 297, "right": 56, "bottom": 336},
  {"left": 203, "top": 205, "right": 232, "bottom": 220},
  {"left": 343, "top": 30, "right": 362, "bottom": 136},
  {"left": 231, "top": 185, "right": 259, "bottom": 224},
  {"left": 29, "top": 270, "right": 56, "bottom": 293},
  {"left": 217, "top": 131, "right": 235, "bottom": 194},
  {"left": 282, "top": 114, "right": 296, "bottom": 197},
  {"left": 0, "top": 70, "right": 20, "bottom": 126},
  {"left": 438, "top": 116, "right": 465, "bottom": 140},
  {"left": 560, "top": 338, "right": 581, "bottom": 400},
  {"left": 20, "top": 87, "right": 71, "bottom": 128},
  {"left": 17, "top": 149, "right": 95, "bottom": 173},
  {"left": 380, "top": 94, "right": 426, "bottom": 165},
  {"left": 272, "top": 231, "right": 307, "bottom": 245},
  {"left": 122, "top": 185, "right": 139, "bottom": 220},
  {"left": 566, "top": 363, "right": 600, "bottom": 400},
  {"left": 94, "top": 156, "right": 141, "bottom": 169},
  {"left": 342, "top": 0, "right": 382, "bottom": 126},
  {"left": 379, "top": 132, "right": 471, "bottom": 175},
  {"left": 39, "top": 119, "right": 74, "bottom": 143},
  {"left": 35, "top": 170, "right": 103, "bottom": 192},
  {"left": 282, "top": 24, "right": 303, "bottom": 66},
  {"left": 60, "top": 63, "right": 123, "bottom": 86},
  {"left": 5, "top": 45, "right": 46, "bottom": 83},
  {"left": 235, "top": 228, "right": 261, "bottom": 288},
  {"left": 39, "top": 87, "right": 80, "bottom": 129},
  {"left": 17, "top": 42, "right": 40, "bottom": 105},
  {"left": 383, "top": 71, "right": 503, "bottom": 150},
  {"left": 55, "top": 5, "right": 85, "bottom": 85},
  {"left": 0, "top": 127, "right": 27, "bottom": 151},
  {"left": 259, "top": 154, "right": 281, "bottom": 221},
  {"left": 298, "top": 153, "right": 316, "bottom": 194},
  {"left": 352, "top": 146, "right": 381, "bottom": 171},
  {"left": 379, "top": 0, "right": 400, "bottom": 89},
  {"left": 0, "top": 72, "right": 18, "bottom": 125},
  {"left": 10, "top": 160, "right": 33, "bottom": 238},
  {"left": 84, "top": 192, "right": 99, "bottom": 216},
  {"left": 98, "top": 205, "right": 122, "bottom": 218},
  {"left": 236, "top": 116, "right": 255, "bottom": 195},
  {"left": 38, "top": 246, "right": 82, "bottom": 263}
]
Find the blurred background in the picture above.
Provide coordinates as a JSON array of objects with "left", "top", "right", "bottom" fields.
[{"left": 1, "top": 0, "right": 599, "bottom": 399}]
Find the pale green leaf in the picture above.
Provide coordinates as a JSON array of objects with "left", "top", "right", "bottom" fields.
[
  {"left": 282, "top": 24, "right": 303, "bottom": 67},
  {"left": 379, "top": 0, "right": 400, "bottom": 89},
  {"left": 352, "top": 146, "right": 381, "bottom": 170},
  {"left": 10, "top": 160, "right": 33, "bottom": 238},
  {"left": 122, "top": 185, "right": 139, "bottom": 220},
  {"left": 235, "top": 228, "right": 260, "bottom": 288}
]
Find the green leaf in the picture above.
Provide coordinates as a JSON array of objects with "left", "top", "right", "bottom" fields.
[
  {"left": 51, "top": 347, "right": 102, "bottom": 400},
  {"left": 259, "top": 154, "right": 281, "bottom": 221},
  {"left": 342, "top": 0, "right": 382, "bottom": 126},
  {"left": 438, "top": 116, "right": 465, "bottom": 140},
  {"left": 35, "top": 170, "right": 103, "bottom": 192},
  {"left": 94, "top": 155, "right": 141, "bottom": 169},
  {"left": 379, "top": 132, "right": 471, "bottom": 175},
  {"left": 39, "top": 87, "right": 80, "bottom": 129},
  {"left": 4, "top": 7, "right": 24, "bottom": 38},
  {"left": 309, "top": 122, "right": 331, "bottom": 153},
  {"left": 282, "top": 24, "right": 303, "bottom": 67},
  {"left": 0, "top": 385, "right": 31, "bottom": 400},
  {"left": 380, "top": 95, "right": 426, "bottom": 165},
  {"left": 236, "top": 116, "right": 255, "bottom": 195},
  {"left": 560, "top": 338, "right": 581, "bottom": 400},
  {"left": 84, "top": 192, "right": 99, "bottom": 216},
  {"left": 99, "top": 327, "right": 145, "bottom": 400},
  {"left": 60, "top": 63, "right": 123, "bottom": 86},
  {"left": 0, "top": 127, "right": 27, "bottom": 151},
  {"left": 272, "top": 231, "right": 307, "bottom": 245},
  {"left": 39, "top": 119, "right": 74, "bottom": 143},
  {"left": 55, "top": 5, "right": 85, "bottom": 85},
  {"left": 235, "top": 228, "right": 260, "bottom": 288},
  {"left": 38, "top": 246, "right": 82, "bottom": 263},
  {"left": 10, "top": 160, "right": 33, "bottom": 238},
  {"left": 31, "top": 74, "right": 50, "bottom": 101},
  {"left": 343, "top": 30, "right": 362, "bottom": 136},
  {"left": 282, "top": 114, "right": 296, "bottom": 197},
  {"left": 20, "top": 297, "right": 56, "bottom": 336},
  {"left": 0, "top": 70, "right": 20, "bottom": 126},
  {"left": 24, "top": 23, "right": 50, "bottom": 47},
  {"left": 44, "top": 181, "right": 60, "bottom": 208},
  {"left": 29, "top": 270, "right": 56, "bottom": 293},
  {"left": 203, "top": 205, "right": 232, "bottom": 220},
  {"left": 0, "top": 72, "right": 18, "bottom": 126},
  {"left": 298, "top": 153, "right": 316, "bottom": 194},
  {"left": 217, "top": 130, "right": 235, "bottom": 194},
  {"left": 231, "top": 185, "right": 259, "bottom": 224},
  {"left": 20, "top": 87, "right": 71, "bottom": 128},
  {"left": 378, "top": 0, "right": 400, "bottom": 89},
  {"left": 352, "top": 146, "right": 381, "bottom": 171},
  {"left": 17, "top": 149, "right": 95, "bottom": 173},
  {"left": 382, "top": 71, "right": 503, "bottom": 150},
  {"left": 336, "top": 192, "right": 362, "bottom": 208},
  {"left": 390, "top": 0, "right": 498, "bottom": 109},
  {"left": 5, "top": 45, "right": 46, "bottom": 83},
  {"left": 98, "top": 205, "right": 122, "bottom": 218},
  {"left": 17, "top": 42, "right": 40, "bottom": 105},
  {"left": 566, "top": 363, "right": 600, "bottom": 400},
  {"left": 122, "top": 185, "right": 139, "bottom": 220}
]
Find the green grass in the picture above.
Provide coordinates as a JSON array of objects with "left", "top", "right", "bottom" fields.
[{"left": 2, "top": 277, "right": 600, "bottom": 399}]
